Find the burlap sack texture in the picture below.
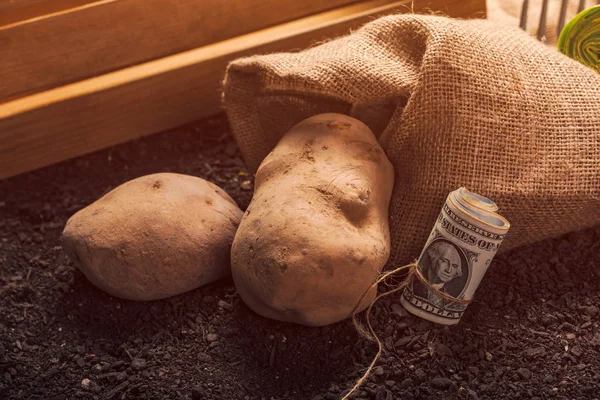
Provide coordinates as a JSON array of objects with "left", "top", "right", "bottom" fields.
[{"left": 222, "top": 14, "right": 600, "bottom": 266}]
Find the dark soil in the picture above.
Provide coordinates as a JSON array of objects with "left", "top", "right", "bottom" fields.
[{"left": 1, "top": 114, "right": 599, "bottom": 400}]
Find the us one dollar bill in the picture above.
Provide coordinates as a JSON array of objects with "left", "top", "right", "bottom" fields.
[{"left": 400, "top": 188, "right": 510, "bottom": 325}]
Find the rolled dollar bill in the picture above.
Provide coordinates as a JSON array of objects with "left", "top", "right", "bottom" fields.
[
  {"left": 558, "top": 5, "right": 600, "bottom": 73},
  {"left": 400, "top": 188, "right": 510, "bottom": 325}
]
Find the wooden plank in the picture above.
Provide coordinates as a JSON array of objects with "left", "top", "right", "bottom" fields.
[
  {"left": 0, "top": 0, "right": 363, "bottom": 101},
  {"left": 0, "top": 0, "right": 98, "bottom": 26},
  {"left": 0, "top": 0, "right": 72, "bottom": 10},
  {"left": 0, "top": 0, "right": 486, "bottom": 179}
]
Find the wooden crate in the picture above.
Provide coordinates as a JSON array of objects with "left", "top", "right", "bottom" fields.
[{"left": 0, "top": 0, "right": 486, "bottom": 179}]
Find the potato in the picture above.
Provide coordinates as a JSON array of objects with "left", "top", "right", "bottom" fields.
[
  {"left": 231, "top": 113, "right": 394, "bottom": 326},
  {"left": 62, "top": 173, "right": 243, "bottom": 301}
]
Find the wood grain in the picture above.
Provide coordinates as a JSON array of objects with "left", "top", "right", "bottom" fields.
[
  {"left": 0, "top": 0, "right": 364, "bottom": 101},
  {"left": 0, "top": 0, "right": 98, "bottom": 26},
  {"left": 0, "top": 0, "right": 486, "bottom": 179}
]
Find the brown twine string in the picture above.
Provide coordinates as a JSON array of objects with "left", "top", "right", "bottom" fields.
[{"left": 341, "top": 262, "right": 471, "bottom": 399}]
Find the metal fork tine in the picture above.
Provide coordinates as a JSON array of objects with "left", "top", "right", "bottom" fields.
[
  {"left": 537, "top": 0, "right": 549, "bottom": 41},
  {"left": 557, "top": 0, "right": 570, "bottom": 36},
  {"left": 578, "top": 0, "right": 586, "bottom": 13},
  {"left": 520, "top": 0, "right": 529, "bottom": 30}
]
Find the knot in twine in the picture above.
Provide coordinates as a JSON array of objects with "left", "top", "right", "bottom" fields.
[{"left": 342, "top": 262, "right": 471, "bottom": 400}]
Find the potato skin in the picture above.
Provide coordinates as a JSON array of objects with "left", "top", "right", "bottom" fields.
[
  {"left": 231, "top": 113, "right": 394, "bottom": 326},
  {"left": 62, "top": 173, "right": 243, "bottom": 301}
]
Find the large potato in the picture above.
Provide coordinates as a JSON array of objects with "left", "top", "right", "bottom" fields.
[
  {"left": 231, "top": 113, "right": 394, "bottom": 326},
  {"left": 62, "top": 173, "right": 243, "bottom": 300}
]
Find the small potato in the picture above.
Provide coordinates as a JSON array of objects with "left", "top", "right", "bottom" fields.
[
  {"left": 62, "top": 173, "right": 243, "bottom": 300},
  {"left": 231, "top": 113, "right": 394, "bottom": 326}
]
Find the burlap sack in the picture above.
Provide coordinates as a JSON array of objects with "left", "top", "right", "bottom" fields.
[{"left": 222, "top": 14, "right": 600, "bottom": 266}]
